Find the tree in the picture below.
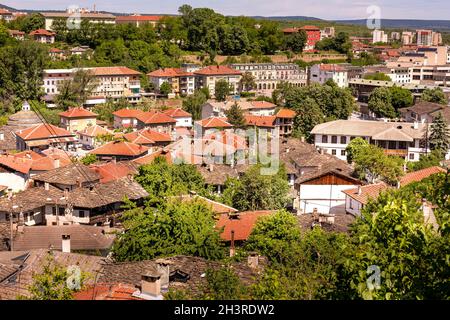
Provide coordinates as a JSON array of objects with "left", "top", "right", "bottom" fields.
[
  {"left": 363, "top": 73, "right": 392, "bottom": 81},
  {"left": 21, "top": 253, "right": 88, "bottom": 300},
  {"left": 111, "top": 198, "right": 224, "bottom": 262},
  {"left": 93, "top": 98, "right": 131, "bottom": 124},
  {"left": 429, "top": 112, "right": 450, "bottom": 154},
  {"left": 80, "top": 154, "right": 97, "bottom": 165},
  {"left": 284, "top": 30, "right": 307, "bottom": 53},
  {"left": 421, "top": 88, "right": 447, "bottom": 105},
  {"left": 55, "top": 69, "right": 97, "bottom": 109},
  {"left": 182, "top": 89, "right": 208, "bottom": 121},
  {"left": 222, "top": 164, "right": 290, "bottom": 211},
  {"left": 224, "top": 102, "right": 246, "bottom": 128},
  {"left": 291, "top": 97, "right": 324, "bottom": 140},
  {"left": 20, "top": 13, "right": 45, "bottom": 33},
  {"left": 389, "top": 86, "right": 413, "bottom": 110},
  {"left": 239, "top": 72, "right": 256, "bottom": 92},
  {"left": 368, "top": 87, "right": 396, "bottom": 118},
  {"left": 345, "top": 137, "right": 369, "bottom": 163},
  {"left": 200, "top": 266, "right": 248, "bottom": 300},
  {"left": 406, "top": 149, "right": 444, "bottom": 172},
  {"left": 159, "top": 81, "right": 172, "bottom": 96},
  {"left": 214, "top": 79, "right": 232, "bottom": 101}
]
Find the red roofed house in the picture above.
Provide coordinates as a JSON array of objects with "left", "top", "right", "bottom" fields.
[
  {"left": 135, "top": 111, "right": 176, "bottom": 133},
  {"left": 201, "top": 100, "right": 277, "bottom": 118},
  {"left": 216, "top": 211, "right": 275, "bottom": 242},
  {"left": 8, "top": 29, "right": 25, "bottom": 41},
  {"left": 30, "top": 29, "right": 55, "bottom": 43},
  {"left": 194, "top": 65, "right": 242, "bottom": 98},
  {"left": 275, "top": 108, "right": 296, "bottom": 137},
  {"left": 90, "top": 161, "right": 139, "bottom": 183},
  {"left": 163, "top": 108, "right": 192, "bottom": 127},
  {"left": 59, "top": 107, "right": 98, "bottom": 133},
  {"left": 0, "top": 154, "right": 32, "bottom": 192},
  {"left": 90, "top": 66, "right": 141, "bottom": 101},
  {"left": 123, "top": 129, "right": 172, "bottom": 149},
  {"left": 282, "top": 25, "right": 321, "bottom": 51},
  {"left": 116, "top": 14, "right": 164, "bottom": 27},
  {"left": 78, "top": 125, "right": 113, "bottom": 149},
  {"left": 15, "top": 124, "right": 77, "bottom": 152},
  {"left": 310, "top": 63, "right": 348, "bottom": 87},
  {"left": 194, "top": 117, "right": 233, "bottom": 136},
  {"left": 113, "top": 108, "right": 144, "bottom": 129},
  {"left": 90, "top": 141, "right": 150, "bottom": 161},
  {"left": 147, "top": 68, "right": 195, "bottom": 96}
]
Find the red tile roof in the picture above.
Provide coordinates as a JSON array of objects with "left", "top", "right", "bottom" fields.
[
  {"left": 74, "top": 283, "right": 141, "bottom": 300},
  {"left": 163, "top": 108, "right": 191, "bottom": 118},
  {"left": 90, "top": 141, "right": 149, "bottom": 157},
  {"left": 342, "top": 183, "right": 388, "bottom": 205},
  {"left": 132, "top": 150, "right": 173, "bottom": 165},
  {"left": 30, "top": 29, "right": 55, "bottom": 36},
  {"left": 177, "top": 194, "right": 238, "bottom": 215},
  {"left": 136, "top": 111, "right": 177, "bottom": 125},
  {"left": 0, "top": 154, "right": 32, "bottom": 174},
  {"left": 13, "top": 150, "right": 72, "bottom": 172},
  {"left": 196, "top": 117, "right": 233, "bottom": 128},
  {"left": 318, "top": 64, "right": 346, "bottom": 72},
  {"left": 91, "top": 66, "right": 141, "bottom": 76},
  {"left": 147, "top": 68, "right": 193, "bottom": 77},
  {"left": 113, "top": 108, "right": 144, "bottom": 118},
  {"left": 49, "top": 48, "right": 64, "bottom": 53},
  {"left": 15, "top": 124, "right": 74, "bottom": 141},
  {"left": 216, "top": 211, "right": 276, "bottom": 241},
  {"left": 203, "top": 131, "right": 247, "bottom": 150},
  {"left": 400, "top": 166, "right": 446, "bottom": 186},
  {"left": 124, "top": 129, "right": 172, "bottom": 145},
  {"left": 276, "top": 108, "right": 296, "bottom": 118},
  {"left": 245, "top": 115, "right": 276, "bottom": 128},
  {"left": 59, "top": 107, "right": 97, "bottom": 118},
  {"left": 194, "top": 65, "right": 241, "bottom": 76},
  {"left": 250, "top": 101, "right": 277, "bottom": 109},
  {"left": 90, "top": 161, "right": 139, "bottom": 183},
  {"left": 282, "top": 27, "right": 299, "bottom": 33},
  {"left": 301, "top": 25, "right": 320, "bottom": 31},
  {"left": 78, "top": 125, "right": 112, "bottom": 137}
]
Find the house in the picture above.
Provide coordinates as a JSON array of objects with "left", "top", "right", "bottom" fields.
[
  {"left": 342, "top": 166, "right": 446, "bottom": 216},
  {"left": 41, "top": 11, "right": 116, "bottom": 31},
  {"left": 113, "top": 108, "right": 144, "bottom": 129},
  {"left": 0, "top": 155, "right": 32, "bottom": 192},
  {"left": 8, "top": 29, "right": 25, "bottom": 40},
  {"left": 196, "top": 164, "right": 246, "bottom": 194},
  {"left": 123, "top": 129, "right": 172, "bottom": 149},
  {"left": 70, "top": 46, "right": 90, "bottom": 56},
  {"left": 147, "top": 68, "right": 195, "bottom": 96},
  {"left": 116, "top": 15, "right": 163, "bottom": 27},
  {"left": 201, "top": 100, "right": 277, "bottom": 118},
  {"left": 194, "top": 65, "right": 242, "bottom": 97},
  {"left": 399, "top": 101, "right": 450, "bottom": 123},
  {"left": 14, "top": 124, "right": 78, "bottom": 152},
  {"left": 0, "top": 249, "right": 104, "bottom": 300},
  {"left": 283, "top": 26, "right": 321, "bottom": 51},
  {"left": 275, "top": 108, "right": 296, "bottom": 137},
  {"left": 175, "top": 194, "right": 238, "bottom": 215},
  {"left": 29, "top": 29, "right": 55, "bottom": 43},
  {"left": 132, "top": 149, "right": 173, "bottom": 166},
  {"left": 49, "top": 48, "right": 66, "bottom": 60},
  {"left": 135, "top": 111, "right": 177, "bottom": 132},
  {"left": 310, "top": 64, "right": 348, "bottom": 88},
  {"left": 59, "top": 107, "right": 98, "bottom": 133},
  {"left": 90, "top": 141, "right": 150, "bottom": 161},
  {"left": 78, "top": 125, "right": 113, "bottom": 148},
  {"left": 162, "top": 108, "right": 192, "bottom": 127},
  {"left": 89, "top": 161, "right": 139, "bottom": 183},
  {"left": 311, "top": 120, "right": 432, "bottom": 162},
  {"left": 194, "top": 117, "right": 233, "bottom": 136}
]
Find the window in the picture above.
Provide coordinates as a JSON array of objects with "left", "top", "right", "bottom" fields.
[
  {"left": 350, "top": 136, "right": 356, "bottom": 141},
  {"left": 399, "top": 141, "right": 407, "bottom": 149},
  {"left": 388, "top": 141, "right": 396, "bottom": 149},
  {"left": 52, "top": 207, "right": 56, "bottom": 215},
  {"left": 332, "top": 149, "right": 336, "bottom": 155},
  {"left": 79, "top": 210, "right": 85, "bottom": 218},
  {"left": 409, "top": 153, "right": 415, "bottom": 160},
  {"left": 322, "top": 135, "right": 328, "bottom": 143},
  {"left": 349, "top": 199, "right": 353, "bottom": 210},
  {"left": 331, "top": 136, "right": 337, "bottom": 144},
  {"left": 341, "top": 150, "right": 346, "bottom": 156},
  {"left": 340, "top": 136, "right": 347, "bottom": 144},
  {"left": 58, "top": 207, "right": 65, "bottom": 215}
]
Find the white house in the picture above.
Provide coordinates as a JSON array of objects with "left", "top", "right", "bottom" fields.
[
  {"left": 342, "top": 183, "right": 387, "bottom": 216},
  {"left": 162, "top": 108, "right": 193, "bottom": 127},
  {"left": 310, "top": 64, "right": 348, "bottom": 88}
]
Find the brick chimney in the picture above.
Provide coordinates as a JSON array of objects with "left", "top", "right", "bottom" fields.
[
  {"left": 155, "top": 259, "right": 172, "bottom": 290},
  {"left": 53, "top": 158, "right": 60, "bottom": 169},
  {"left": 247, "top": 252, "right": 259, "bottom": 269},
  {"left": 138, "top": 272, "right": 163, "bottom": 300},
  {"left": 62, "top": 234, "right": 71, "bottom": 253},
  {"left": 44, "top": 182, "right": 50, "bottom": 191}
]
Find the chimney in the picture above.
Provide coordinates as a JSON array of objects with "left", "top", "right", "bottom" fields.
[
  {"left": 208, "top": 163, "right": 214, "bottom": 172},
  {"left": 44, "top": 182, "right": 50, "bottom": 191},
  {"left": 77, "top": 179, "right": 82, "bottom": 188},
  {"left": 247, "top": 252, "right": 259, "bottom": 269},
  {"left": 62, "top": 234, "right": 71, "bottom": 253},
  {"left": 0, "top": 133, "right": 4, "bottom": 141},
  {"left": 357, "top": 185, "right": 362, "bottom": 195},
  {"left": 53, "top": 158, "right": 60, "bottom": 169},
  {"left": 111, "top": 157, "right": 116, "bottom": 164},
  {"left": 155, "top": 259, "right": 172, "bottom": 290},
  {"left": 300, "top": 136, "right": 305, "bottom": 143},
  {"left": 140, "top": 272, "right": 163, "bottom": 299},
  {"left": 413, "top": 121, "right": 419, "bottom": 130},
  {"left": 229, "top": 230, "right": 235, "bottom": 257}
]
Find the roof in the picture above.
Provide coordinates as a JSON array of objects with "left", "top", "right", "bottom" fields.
[
  {"left": 90, "top": 141, "right": 149, "bottom": 157},
  {"left": 116, "top": 15, "right": 163, "bottom": 22},
  {"left": 216, "top": 211, "right": 276, "bottom": 241},
  {"left": 135, "top": 111, "right": 177, "bottom": 125},
  {"left": 59, "top": 107, "right": 97, "bottom": 118},
  {"left": 15, "top": 123, "right": 74, "bottom": 141},
  {"left": 8, "top": 29, "right": 25, "bottom": 35},
  {"left": 78, "top": 124, "right": 112, "bottom": 137},
  {"left": 113, "top": 108, "right": 144, "bottom": 118},
  {"left": 90, "top": 161, "right": 139, "bottom": 183},
  {"left": 342, "top": 183, "right": 388, "bottom": 205},
  {"left": 175, "top": 194, "right": 238, "bottom": 214},
  {"left": 132, "top": 150, "right": 173, "bottom": 166},
  {"left": 41, "top": 12, "right": 115, "bottom": 19},
  {"left": 163, "top": 108, "right": 191, "bottom": 118},
  {"left": 147, "top": 68, "right": 193, "bottom": 77},
  {"left": 196, "top": 164, "right": 244, "bottom": 185},
  {"left": 12, "top": 225, "right": 114, "bottom": 251},
  {"left": 399, "top": 101, "right": 446, "bottom": 115},
  {"left": 317, "top": 64, "right": 346, "bottom": 72},
  {"left": 196, "top": 117, "right": 233, "bottom": 128},
  {"left": 249, "top": 101, "right": 277, "bottom": 109},
  {"left": 74, "top": 283, "right": 141, "bottom": 300},
  {"left": 301, "top": 25, "right": 321, "bottom": 31},
  {"left": 245, "top": 115, "right": 276, "bottom": 128},
  {"left": 400, "top": 166, "right": 446, "bottom": 186},
  {"left": 91, "top": 66, "right": 141, "bottom": 76},
  {"left": 0, "top": 154, "right": 32, "bottom": 174},
  {"left": 124, "top": 129, "right": 172, "bottom": 145},
  {"left": 203, "top": 131, "right": 247, "bottom": 151},
  {"left": 32, "top": 163, "right": 101, "bottom": 186},
  {"left": 0, "top": 185, "right": 64, "bottom": 213},
  {"left": 311, "top": 120, "right": 426, "bottom": 140},
  {"left": 29, "top": 29, "right": 55, "bottom": 36},
  {"left": 206, "top": 101, "right": 277, "bottom": 112},
  {"left": 276, "top": 108, "right": 296, "bottom": 118},
  {"left": 194, "top": 65, "right": 242, "bottom": 76}
]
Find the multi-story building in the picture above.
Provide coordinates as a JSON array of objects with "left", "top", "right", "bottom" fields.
[
  {"left": 42, "top": 66, "right": 142, "bottom": 106},
  {"left": 432, "top": 32, "right": 442, "bottom": 46},
  {"left": 194, "top": 65, "right": 242, "bottom": 98},
  {"left": 202, "top": 100, "right": 278, "bottom": 118},
  {"left": 147, "top": 67, "right": 196, "bottom": 96},
  {"left": 311, "top": 120, "right": 433, "bottom": 162},
  {"left": 320, "top": 27, "right": 335, "bottom": 40},
  {"left": 282, "top": 25, "right": 321, "bottom": 51},
  {"left": 410, "top": 64, "right": 450, "bottom": 86},
  {"left": 8, "top": 29, "right": 25, "bottom": 40},
  {"left": 59, "top": 107, "right": 98, "bottom": 133},
  {"left": 390, "top": 32, "right": 401, "bottom": 41},
  {"left": 401, "top": 31, "right": 415, "bottom": 45},
  {"left": 372, "top": 29, "right": 388, "bottom": 43},
  {"left": 116, "top": 15, "right": 163, "bottom": 27},
  {"left": 41, "top": 10, "right": 116, "bottom": 31},
  {"left": 417, "top": 46, "right": 448, "bottom": 65},
  {"left": 417, "top": 29, "right": 433, "bottom": 46},
  {"left": 310, "top": 64, "right": 348, "bottom": 87},
  {"left": 30, "top": 29, "right": 55, "bottom": 44},
  {"left": 230, "top": 63, "right": 307, "bottom": 95}
]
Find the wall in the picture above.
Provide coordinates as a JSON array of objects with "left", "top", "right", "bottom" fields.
[
  {"left": 299, "top": 184, "right": 358, "bottom": 214},
  {"left": 0, "top": 172, "right": 27, "bottom": 192},
  {"left": 344, "top": 195, "right": 362, "bottom": 216}
]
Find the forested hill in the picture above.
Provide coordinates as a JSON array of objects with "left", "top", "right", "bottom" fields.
[{"left": 332, "top": 19, "right": 450, "bottom": 31}]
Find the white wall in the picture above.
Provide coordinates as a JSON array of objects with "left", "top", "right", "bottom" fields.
[
  {"left": 344, "top": 195, "right": 363, "bottom": 216},
  {"left": 175, "top": 117, "right": 192, "bottom": 127},
  {"left": 299, "top": 184, "right": 358, "bottom": 214},
  {"left": 0, "top": 172, "right": 28, "bottom": 192}
]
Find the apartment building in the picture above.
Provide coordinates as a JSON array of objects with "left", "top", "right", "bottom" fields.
[
  {"left": 416, "top": 30, "right": 441, "bottom": 46},
  {"left": 282, "top": 25, "right": 321, "bottom": 51},
  {"left": 311, "top": 120, "right": 432, "bottom": 162},
  {"left": 194, "top": 65, "right": 242, "bottom": 97},
  {"left": 310, "top": 64, "right": 348, "bottom": 87},
  {"left": 147, "top": 67, "right": 195, "bottom": 96},
  {"left": 372, "top": 29, "right": 388, "bottom": 43},
  {"left": 320, "top": 27, "right": 335, "bottom": 39},
  {"left": 230, "top": 63, "right": 307, "bottom": 95},
  {"left": 116, "top": 15, "right": 163, "bottom": 27},
  {"left": 41, "top": 11, "right": 116, "bottom": 31},
  {"left": 402, "top": 31, "right": 414, "bottom": 45}
]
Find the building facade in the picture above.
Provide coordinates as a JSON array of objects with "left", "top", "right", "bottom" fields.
[{"left": 310, "top": 64, "right": 348, "bottom": 87}]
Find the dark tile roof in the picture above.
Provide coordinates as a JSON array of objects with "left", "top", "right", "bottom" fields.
[
  {"left": 196, "top": 164, "right": 244, "bottom": 186},
  {"left": 32, "top": 163, "right": 101, "bottom": 186},
  {"left": 0, "top": 186, "right": 64, "bottom": 213},
  {"left": 399, "top": 101, "right": 446, "bottom": 115}
]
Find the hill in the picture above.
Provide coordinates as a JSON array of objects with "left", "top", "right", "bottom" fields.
[{"left": 334, "top": 19, "right": 450, "bottom": 32}]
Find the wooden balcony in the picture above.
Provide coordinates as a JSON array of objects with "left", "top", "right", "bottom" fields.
[{"left": 383, "top": 149, "right": 408, "bottom": 157}]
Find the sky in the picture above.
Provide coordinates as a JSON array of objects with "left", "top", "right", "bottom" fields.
[{"left": 2, "top": 0, "right": 450, "bottom": 20}]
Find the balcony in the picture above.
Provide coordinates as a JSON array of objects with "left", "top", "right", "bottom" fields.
[{"left": 383, "top": 149, "right": 408, "bottom": 157}]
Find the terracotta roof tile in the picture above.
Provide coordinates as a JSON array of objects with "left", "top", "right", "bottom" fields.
[
  {"left": 196, "top": 117, "right": 233, "bottom": 128},
  {"left": 30, "top": 29, "right": 55, "bottom": 36},
  {"left": 91, "top": 66, "right": 141, "bottom": 76},
  {"left": 90, "top": 161, "right": 139, "bottom": 183},
  {"left": 136, "top": 111, "right": 176, "bottom": 125},
  {"left": 276, "top": 108, "right": 296, "bottom": 118},
  {"left": 15, "top": 124, "right": 74, "bottom": 141},
  {"left": 342, "top": 183, "right": 388, "bottom": 205},
  {"left": 0, "top": 154, "right": 32, "bottom": 174},
  {"left": 400, "top": 166, "right": 446, "bottom": 186},
  {"left": 90, "top": 141, "right": 149, "bottom": 157},
  {"left": 147, "top": 68, "right": 193, "bottom": 77},
  {"left": 112, "top": 108, "right": 144, "bottom": 118},
  {"left": 124, "top": 129, "right": 172, "bottom": 145},
  {"left": 116, "top": 15, "right": 163, "bottom": 22},
  {"left": 163, "top": 108, "right": 191, "bottom": 118},
  {"left": 245, "top": 115, "right": 276, "bottom": 128},
  {"left": 132, "top": 150, "right": 173, "bottom": 165},
  {"left": 194, "top": 65, "right": 241, "bottom": 76},
  {"left": 216, "top": 211, "right": 276, "bottom": 241},
  {"left": 78, "top": 125, "right": 112, "bottom": 137},
  {"left": 59, "top": 107, "right": 97, "bottom": 118}
]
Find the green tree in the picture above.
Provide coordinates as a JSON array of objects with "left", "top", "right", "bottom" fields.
[
  {"left": 239, "top": 72, "right": 256, "bottom": 92},
  {"left": 214, "top": 79, "right": 232, "bottom": 101},
  {"left": 182, "top": 89, "right": 208, "bottom": 121},
  {"left": 429, "top": 112, "right": 450, "bottom": 154},
  {"left": 80, "top": 154, "right": 97, "bottom": 165},
  {"left": 363, "top": 73, "right": 392, "bottom": 81},
  {"left": 284, "top": 30, "right": 307, "bottom": 53},
  {"left": 345, "top": 137, "right": 369, "bottom": 164},
  {"left": 224, "top": 102, "right": 246, "bottom": 128},
  {"left": 56, "top": 69, "right": 98, "bottom": 109},
  {"left": 159, "top": 81, "right": 172, "bottom": 96},
  {"left": 111, "top": 199, "right": 224, "bottom": 262},
  {"left": 389, "top": 86, "right": 414, "bottom": 110},
  {"left": 368, "top": 87, "right": 396, "bottom": 118},
  {"left": 200, "top": 266, "right": 248, "bottom": 300},
  {"left": 421, "top": 88, "right": 447, "bottom": 105},
  {"left": 20, "top": 13, "right": 45, "bottom": 33},
  {"left": 406, "top": 149, "right": 444, "bottom": 172}
]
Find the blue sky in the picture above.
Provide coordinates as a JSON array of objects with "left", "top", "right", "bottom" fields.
[{"left": 3, "top": 0, "right": 450, "bottom": 20}]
